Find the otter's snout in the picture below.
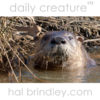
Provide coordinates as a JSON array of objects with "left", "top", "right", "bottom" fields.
[{"left": 51, "top": 37, "right": 66, "bottom": 45}]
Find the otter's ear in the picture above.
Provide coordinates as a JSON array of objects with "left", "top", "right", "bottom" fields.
[{"left": 76, "top": 36, "right": 84, "bottom": 43}]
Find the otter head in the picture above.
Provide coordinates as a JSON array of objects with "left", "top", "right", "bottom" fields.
[{"left": 34, "top": 31, "right": 89, "bottom": 70}]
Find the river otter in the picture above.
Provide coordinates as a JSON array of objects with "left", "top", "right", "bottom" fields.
[{"left": 33, "top": 31, "right": 96, "bottom": 70}]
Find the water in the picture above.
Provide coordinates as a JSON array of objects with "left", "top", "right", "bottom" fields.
[{"left": 0, "top": 49, "right": 100, "bottom": 83}]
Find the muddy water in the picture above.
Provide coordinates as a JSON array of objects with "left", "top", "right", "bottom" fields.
[{"left": 0, "top": 49, "right": 100, "bottom": 83}]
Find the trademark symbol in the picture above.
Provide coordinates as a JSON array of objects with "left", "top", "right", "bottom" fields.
[{"left": 87, "top": 1, "right": 94, "bottom": 5}]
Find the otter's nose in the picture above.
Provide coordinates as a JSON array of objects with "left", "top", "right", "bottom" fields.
[{"left": 51, "top": 37, "right": 66, "bottom": 45}]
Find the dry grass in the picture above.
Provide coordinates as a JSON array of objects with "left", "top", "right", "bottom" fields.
[{"left": 0, "top": 17, "right": 46, "bottom": 82}]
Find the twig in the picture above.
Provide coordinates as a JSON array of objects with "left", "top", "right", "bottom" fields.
[
  {"left": 18, "top": 60, "right": 22, "bottom": 82},
  {"left": 84, "top": 38, "right": 100, "bottom": 43}
]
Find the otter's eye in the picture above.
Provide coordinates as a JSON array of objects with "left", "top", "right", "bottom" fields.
[
  {"left": 42, "top": 35, "right": 49, "bottom": 41},
  {"left": 68, "top": 36, "right": 73, "bottom": 40}
]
